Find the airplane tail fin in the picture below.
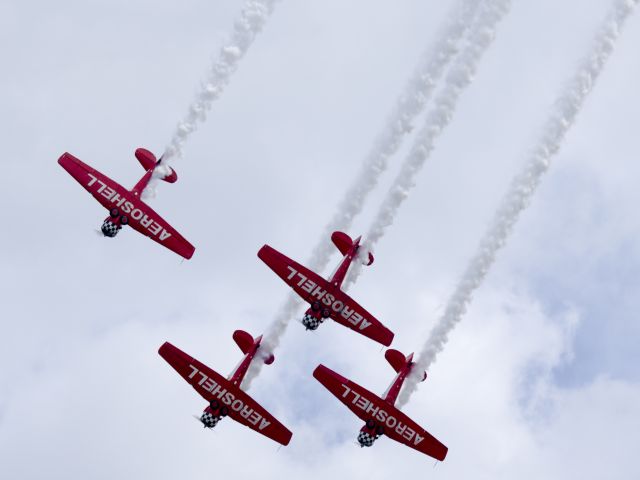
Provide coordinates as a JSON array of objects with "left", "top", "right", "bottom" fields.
[
  {"left": 233, "top": 330, "right": 274, "bottom": 365},
  {"left": 135, "top": 148, "right": 178, "bottom": 183},
  {"left": 331, "top": 231, "right": 374, "bottom": 266},
  {"left": 385, "top": 349, "right": 427, "bottom": 381}
]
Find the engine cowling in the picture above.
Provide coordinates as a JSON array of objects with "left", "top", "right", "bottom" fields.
[
  {"left": 101, "top": 219, "right": 121, "bottom": 237},
  {"left": 357, "top": 422, "right": 384, "bottom": 447},
  {"left": 199, "top": 411, "right": 220, "bottom": 429},
  {"left": 357, "top": 429, "right": 377, "bottom": 447},
  {"left": 302, "top": 312, "right": 322, "bottom": 331}
]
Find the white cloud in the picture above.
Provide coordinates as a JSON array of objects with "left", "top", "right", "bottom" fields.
[
  {"left": 2, "top": 0, "right": 639, "bottom": 478},
  {"left": 2, "top": 284, "right": 638, "bottom": 479}
]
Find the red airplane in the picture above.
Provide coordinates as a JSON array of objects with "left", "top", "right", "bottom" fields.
[
  {"left": 313, "top": 349, "right": 447, "bottom": 461},
  {"left": 258, "top": 231, "right": 394, "bottom": 346},
  {"left": 158, "top": 331, "right": 292, "bottom": 446},
  {"left": 58, "top": 148, "right": 195, "bottom": 259}
]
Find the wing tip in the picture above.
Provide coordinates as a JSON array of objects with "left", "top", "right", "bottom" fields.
[
  {"left": 257, "top": 244, "right": 271, "bottom": 259},
  {"left": 377, "top": 329, "right": 394, "bottom": 347},
  {"left": 57, "top": 152, "right": 74, "bottom": 168},
  {"left": 313, "top": 364, "right": 349, "bottom": 385},
  {"left": 158, "top": 341, "right": 174, "bottom": 358},
  {"left": 435, "top": 446, "right": 448, "bottom": 462},
  {"left": 280, "top": 430, "right": 293, "bottom": 446},
  {"left": 182, "top": 246, "right": 196, "bottom": 260}
]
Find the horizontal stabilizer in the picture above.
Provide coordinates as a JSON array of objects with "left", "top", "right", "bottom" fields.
[
  {"left": 332, "top": 231, "right": 374, "bottom": 266},
  {"left": 233, "top": 330, "right": 274, "bottom": 365},
  {"left": 135, "top": 148, "right": 177, "bottom": 183},
  {"left": 135, "top": 148, "right": 157, "bottom": 170},
  {"left": 385, "top": 350, "right": 427, "bottom": 381},
  {"left": 331, "top": 231, "right": 353, "bottom": 256},
  {"left": 385, "top": 349, "right": 408, "bottom": 373},
  {"left": 233, "top": 330, "right": 255, "bottom": 355},
  {"left": 362, "top": 250, "right": 374, "bottom": 266}
]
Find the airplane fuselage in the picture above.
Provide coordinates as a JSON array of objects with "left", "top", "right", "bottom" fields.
[
  {"left": 199, "top": 336, "right": 264, "bottom": 428},
  {"left": 100, "top": 167, "right": 156, "bottom": 237},
  {"left": 357, "top": 354, "right": 416, "bottom": 448},
  {"left": 301, "top": 236, "right": 362, "bottom": 330}
]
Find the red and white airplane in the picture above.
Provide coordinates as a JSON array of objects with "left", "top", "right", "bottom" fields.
[
  {"left": 258, "top": 231, "right": 394, "bottom": 346},
  {"left": 58, "top": 148, "right": 195, "bottom": 259},
  {"left": 158, "top": 331, "right": 292, "bottom": 446},
  {"left": 313, "top": 349, "right": 448, "bottom": 461}
]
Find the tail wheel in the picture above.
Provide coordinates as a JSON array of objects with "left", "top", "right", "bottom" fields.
[
  {"left": 366, "top": 419, "right": 375, "bottom": 429},
  {"left": 219, "top": 406, "right": 229, "bottom": 417},
  {"left": 120, "top": 215, "right": 129, "bottom": 225},
  {"left": 311, "top": 301, "right": 321, "bottom": 312},
  {"left": 109, "top": 208, "right": 119, "bottom": 218},
  {"left": 375, "top": 425, "right": 385, "bottom": 436},
  {"left": 321, "top": 308, "right": 331, "bottom": 319},
  {"left": 209, "top": 400, "right": 219, "bottom": 410}
]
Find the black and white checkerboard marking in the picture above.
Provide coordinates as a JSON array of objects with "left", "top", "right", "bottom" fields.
[
  {"left": 200, "top": 412, "right": 221, "bottom": 428},
  {"left": 101, "top": 220, "right": 121, "bottom": 237},
  {"left": 302, "top": 313, "right": 321, "bottom": 330},
  {"left": 357, "top": 430, "right": 377, "bottom": 447}
]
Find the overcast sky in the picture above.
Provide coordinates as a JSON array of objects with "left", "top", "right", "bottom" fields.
[{"left": 1, "top": 0, "right": 639, "bottom": 478}]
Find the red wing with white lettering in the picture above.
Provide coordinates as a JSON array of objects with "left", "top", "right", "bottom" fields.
[
  {"left": 313, "top": 365, "right": 448, "bottom": 461},
  {"left": 58, "top": 153, "right": 195, "bottom": 259},
  {"left": 158, "top": 342, "right": 292, "bottom": 446},
  {"left": 58, "top": 152, "right": 129, "bottom": 210},
  {"left": 126, "top": 200, "right": 195, "bottom": 259},
  {"left": 329, "top": 290, "right": 393, "bottom": 346},
  {"left": 258, "top": 245, "right": 393, "bottom": 346}
]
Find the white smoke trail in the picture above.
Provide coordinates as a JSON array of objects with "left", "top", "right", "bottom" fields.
[
  {"left": 306, "top": 0, "right": 482, "bottom": 275},
  {"left": 266, "top": 0, "right": 484, "bottom": 348},
  {"left": 397, "top": 0, "right": 639, "bottom": 408},
  {"left": 344, "top": 0, "right": 512, "bottom": 291},
  {"left": 242, "top": 0, "right": 483, "bottom": 390},
  {"left": 143, "top": 0, "right": 279, "bottom": 199}
]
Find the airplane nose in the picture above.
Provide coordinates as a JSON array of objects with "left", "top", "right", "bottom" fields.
[{"left": 101, "top": 219, "right": 120, "bottom": 237}]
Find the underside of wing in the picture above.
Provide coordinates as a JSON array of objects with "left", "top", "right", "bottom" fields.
[
  {"left": 127, "top": 199, "right": 195, "bottom": 259},
  {"left": 258, "top": 245, "right": 332, "bottom": 302},
  {"left": 329, "top": 290, "right": 394, "bottom": 346},
  {"left": 313, "top": 364, "right": 384, "bottom": 423},
  {"left": 258, "top": 245, "right": 393, "bottom": 345},
  {"left": 58, "top": 152, "right": 194, "bottom": 259},
  {"left": 159, "top": 342, "right": 291, "bottom": 445},
  {"left": 58, "top": 152, "right": 129, "bottom": 211},
  {"left": 313, "top": 364, "right": 447, "bottom": 461}
]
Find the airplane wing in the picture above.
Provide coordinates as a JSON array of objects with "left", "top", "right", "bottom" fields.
[
  {"left": 258, "top": 245, "right": 393, "bottom": 346},
  {"left": 126, "top": 201, "right": 195, "bottom": 260},
  {"left": 158, "top": 342, "right": 292, "bottom": 446},
  {"left": 313, "top": 364, "right": 448, "bottom": 461},
  {"left": 58, "top": 153, "right": 195, "bottom": 259}
]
